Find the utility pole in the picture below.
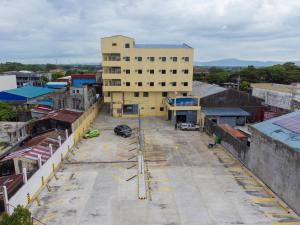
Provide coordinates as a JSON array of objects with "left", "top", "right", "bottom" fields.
[{"left": 237, "top": 75, "right": 241, "bottom": 91}]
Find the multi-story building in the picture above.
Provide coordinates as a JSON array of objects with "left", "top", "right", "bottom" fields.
[{"left": 101, "top": 35, "right": 200, "bottom": 124}]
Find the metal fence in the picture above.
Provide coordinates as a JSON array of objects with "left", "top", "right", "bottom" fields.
[{"left": 204, "top": 117, "right": 249, "bottom": 162}]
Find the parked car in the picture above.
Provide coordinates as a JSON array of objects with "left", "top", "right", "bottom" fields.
[
  {"left": 83, "top": 128, "right": 100, "bottom": 138},
  {"left": 179, "top": 123, "right": 200, "bottom": 131},
  {"left": 114, "top": 125, "right": 132, "bottom": 138}
]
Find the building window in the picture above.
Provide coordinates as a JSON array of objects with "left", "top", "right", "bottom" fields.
[
  {"left": 138, "top": 69, "right": 142, "bottom": 74},
  {"left": 125, "top": 69, "right": 130, "bottom": 74},
  {"left": 143, "top": 92, "right": 149, "bottom": 97},
  {"left": 183, "top": 93, "right": 187, "bottom": 96},
  {"left": 172, "top": 57, "right": 177, "bottom": 62},
  {"left": 138, "top": 82, "right": 142, "bottom": 86},
  {"left": 125, "top": 43, "right": 130, "bottom": 48},
  {"left": 161, "top": 57, "right": 166, "bottom": 62},
  {"left": 183, "top": 82, "right": 188, "bottom": 86},
  {"left": 161, "top": 70, "right": 166, "bottom": 74},
  {"left": 72, "top": 90, "right": 75, "bottom": 93},
  {"left": 183, "top": 69, "right": 189, "bottom": 74},
  {"left": 123, "top": 56, "right": 130, "bottom": 61},
  {"left": 162, "top": 92, "right": 168, "bottom": 97},
  {"left": 172, "top": 69, "right": 177, "bottom": 74},
  {"left": 136, "top": 56, "right": 142, "bottom": 61},
  {"left": 170, "top": 82, "right": 177, "bottom": 86},
  {"left": 123, "top": 104, "right": 138, "bottom": 115},
  {"left": 160, "top": 107, "right": 164, "bottom": 111},
  {"left": 126, "top": 82, "right": 130, "bottom": 86},
  {"left": 150, "top": 82, "right": 154, "bottom": 86},
  {"left": 150, "top": 69, "right": 154, "bottom": 74},
  {"left": 161, "top": 82, "right": 166, "bottom": 87},
  {"left": 112, "top": 43, "right": 117, "bottom": 46},
  {"left": 134, "top": 92, "right": 139, "bottom": 97},
  {"left": 149, "top": 57, "right": 155, "bottom": 62},
  {"left": 183, "top": 57, "right": 189, "bottom": 62},
  {"left": 76, "top": 90, "right": 79, "bottom": 93},
  {"left": 151, "top": 107, "right": 155, "bottom": 110}
]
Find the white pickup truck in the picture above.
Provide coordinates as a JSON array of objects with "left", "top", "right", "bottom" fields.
[{"left": 179, "top": 123, "right": 200, "bottom": 131}]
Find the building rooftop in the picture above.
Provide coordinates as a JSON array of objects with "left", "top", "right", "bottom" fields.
[
  {"left": 43, "top": 109, "right": 83, "bottom": 124},
  {"left": 3, "top": 86, "right": 55, "bottom": 99},
  {"left": 251, "top": 110, "right": 300, "bottom": 151},
  {"left": 135, "top": 43, "right": 192, "bottom": 49},
  {"left": 192, "top": 81, "right": 226, "bottom": 98},
  {"left": 251, "top": 83, "right": 300, "bottom": 94},
  {"left": 202, "top": 107, "right": 250, "bottom": 117},
  {"left": 219, "top": 124, "right": 247, "bottom": 139}
]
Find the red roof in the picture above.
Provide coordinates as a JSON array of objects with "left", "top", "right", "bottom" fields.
[
  {"left": 49, "top": 109, "right": 82, "bottom": 123},
  {"left": 0, "top": 174, "right": 23, "bottom": 197},
  {"left": 71, "top": 74, "right": 96, "bottom": 79},
  {"left": 219, "top": 124, "right": 246, "bottom": 139}
]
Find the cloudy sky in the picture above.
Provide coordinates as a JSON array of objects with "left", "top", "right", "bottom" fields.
[{"left": 1, "top": 0, "right": 300, "bottom": 64}]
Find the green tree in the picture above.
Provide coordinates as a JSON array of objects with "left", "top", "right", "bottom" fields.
[
  {"left": 0, "top": 102, "right": 16, "bottom": 121},
  {"left": 51, "top": 72, "right": 64, "bottom": 81},
  {"left": 241, "top": 80, "right": 250, "bottom": 91},
  {"left": 0, "top": 205, "right": 32, "bottom": 225},
  {"left": 38, "top": 76, "right": 49, "bottom": 86},
  {"left": 206, "top": 67, "right": 229, "bottom": 84}
]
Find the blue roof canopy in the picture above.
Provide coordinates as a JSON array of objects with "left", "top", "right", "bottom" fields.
[
  {"left": 1, "top": 86, "right": 55, "bottom": 100},
  {"left": 202, "top": 107, "right": 250, "bottom": 117},
  {"left": 251, "top": 110, "right": 300, "bottom": 152}
]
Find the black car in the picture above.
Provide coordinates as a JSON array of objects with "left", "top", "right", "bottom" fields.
[{"left": 114, "top": 125, "right": 132, "bottom": 138}]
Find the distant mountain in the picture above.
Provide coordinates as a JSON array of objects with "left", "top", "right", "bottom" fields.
[{"left": 195, "top": 58, "right": 300, "bottom": 67}]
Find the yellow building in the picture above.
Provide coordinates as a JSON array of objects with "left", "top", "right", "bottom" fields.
[{"left": 101, "top": 35, "right": 200, "bottom": 124}]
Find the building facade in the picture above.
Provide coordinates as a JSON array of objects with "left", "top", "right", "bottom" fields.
[
  {"left": 0, "top": 75, "right": 17, "bottom": 91},
  {"left": 251, "top": 83, "right": 300, "bottom": 111},
  {"left": 101, "top": 35, "right": 199, "bottom": 122},
  {"left": 2, "top": 71, "right": 51, "bottom": 87}
]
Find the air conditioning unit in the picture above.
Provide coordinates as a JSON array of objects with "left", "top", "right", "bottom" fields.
[{"left": 147, "top": 70, "right": 149, "bottom": 72}]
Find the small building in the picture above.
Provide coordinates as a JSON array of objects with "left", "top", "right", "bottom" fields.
[
  {"left": 0, "top": 130, "right": 65, "bottom": 175},
  {"left": 201, "top": 107, "right": 250, "bottom": 127},
  {"left": 251, "top": 83, "right": 300, "bottom": 112},
  {"left": 0, "top": 122, "right": 30, "bottom": 147},
  {"left": 219, "top": 124, "right": 247, "bottom": 142},
  {"left": 33, "top": 109, "right": 82, "bottom": 134},
  {"left": 1, "top": 71, "right": 51, "bottom": 87},
  {"left": 248, "top": 110, "right": 300, "bottom": 215},
  {"left": 0, "top": 75, "right": 17, "bottom": 91},
  {"left": 193, "top": 81, "right": 265, "bottom": 122},
  {"left": 165, "top": 96, "right": 201, "bottom": 124},
  {"left": 0, "top": 86, "right": 55, "bottom": 104}
]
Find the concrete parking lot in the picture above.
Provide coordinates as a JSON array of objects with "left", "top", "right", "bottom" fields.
[{"left": 30, "top": 107, "right": 300, "bottom": 225}]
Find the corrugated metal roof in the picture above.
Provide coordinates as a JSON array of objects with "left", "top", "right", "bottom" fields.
[
  {"left": 251, "top": 110, "right": 300, "bottom": 152},
  {"left": 42, "top": 109, "right": 83, "bottom": 123},
  {"left": 1, "top": 146, "right": 51, "bottom": 163},
  {"left": 192, "top": 81, "right": 226, "bottom": 98},
  {"left": 202, "top": 107, "right": 250, "bottom": 116},
  {"left": 135, "top": 43, "right": 192, "bottom": 49},
  {"left": 3, "top": 86, "right": 55, "bottom": 99},
  {"left": 219, "top": 124, "right": 247, "bottom": 139}
]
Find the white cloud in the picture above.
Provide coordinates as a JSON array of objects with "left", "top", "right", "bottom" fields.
[{"left": 0, "top": 0, "right": 300, "bottom": 63}]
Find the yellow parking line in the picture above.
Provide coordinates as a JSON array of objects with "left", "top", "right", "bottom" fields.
[
  {"left": 112, "top": 173, "right": 122, "bottom": 181},
  {"left": 264, "top": 213, "right": 294, "bottom": 217},
  {"left": 251, "top": 197, "right": 276, "bottom": 203},
  {"left": 270, "top": 222, "right": 300, "bottom": 225},
  {"left": 40, "top": 213, "right": 58, "bottom": 222}
]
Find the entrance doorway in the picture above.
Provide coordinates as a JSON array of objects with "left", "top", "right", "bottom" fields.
[{"left": 176, "top": 114, "right": 187, "bottom": 123}]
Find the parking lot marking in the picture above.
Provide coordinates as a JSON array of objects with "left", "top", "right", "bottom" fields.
[
  {"left": 156, "top": 187, "right": 174, "bottom": 192},
  {"left": 270, "top": 222, "right": 300, "bottom": 225},
  {"left": 251, "top": 197, "right": 276, "bottom": 203}
]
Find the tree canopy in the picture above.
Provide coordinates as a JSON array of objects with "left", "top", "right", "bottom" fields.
[
  {"left": 0, "top": 102, "right": 16, "bottom": 121},
  {"left": 0, "top": 205, "right": 32, "bottom": 225},
  {"left": 196, "top": 62, "right": 300, "bottom": 85}
]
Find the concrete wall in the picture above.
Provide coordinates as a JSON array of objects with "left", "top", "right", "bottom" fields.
[
  {"left": 72, "top": 100, "right": 102, "bottom": 144},
  {"left": 247, "top": 127, "right": 300, "bottom": 215},
  {"left": 252, "top": 87, "right": 296, "bottom": 110},
  {"left": 7, "top": 132, "right": 74, "bottom": 214},
  {"left": 0, "top": 75, "right": 17, "bottom": 91}
]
